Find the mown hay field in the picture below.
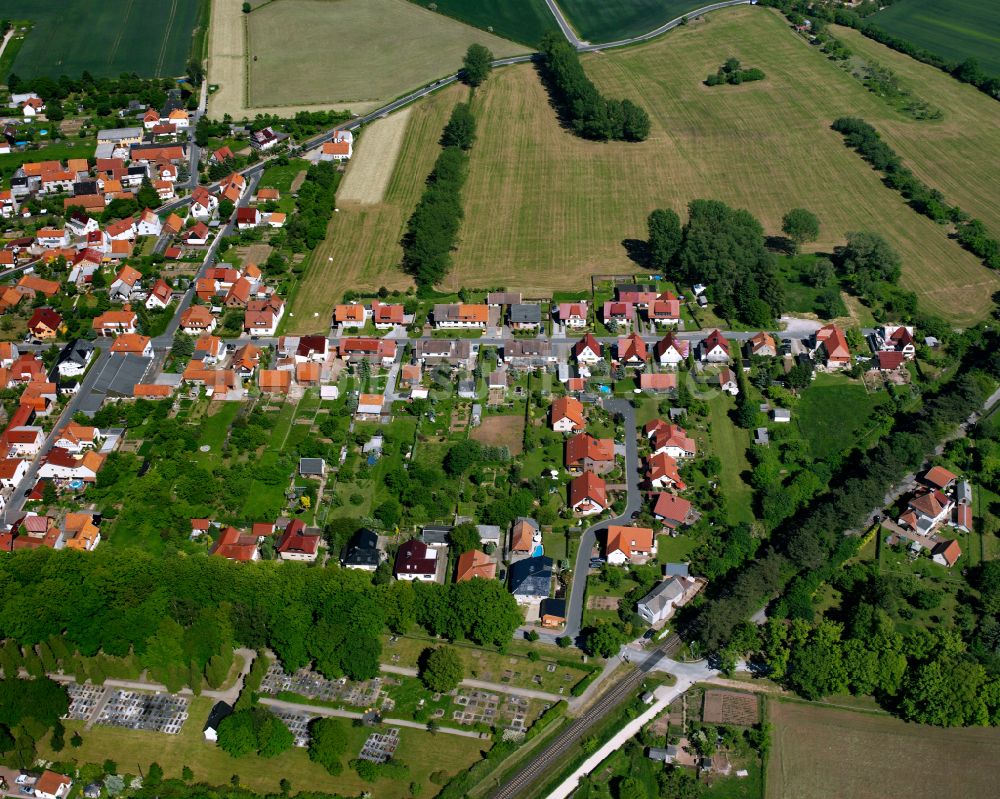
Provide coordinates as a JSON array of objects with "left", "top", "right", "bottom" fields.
[
  {"left": 4, "top": 0, "right": 203, "bottom": 78},
  {"left": 285, "top": 84, "right": 468, "bottom": 333},
  {"left": 337, "top": 107, "right": 414, "bottom": 206},
  {"left": 246, "top": 0, "right": 526, "bottom": 108},
  {"left": 767, "top": 699, "right": 1000, "bottom": 799},
  {"left": 448, "top": 5, "right": 1000, "bottom": 323},
  {"left": 870, "top": 0, "right": 1000, "bottom": 75}
]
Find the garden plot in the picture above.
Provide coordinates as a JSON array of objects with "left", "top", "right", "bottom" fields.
[
  {"left": 260, "top": 661, "right": 383, "bottom": 707},
  {"left": 96, "top": 690, "right": 189, "bottom": 734},
  {"left": 63, "top": 683, "right": 105, "bottom": 721},
  {"left": 702, "top": 690, "right": 760, "bottom": 727}
]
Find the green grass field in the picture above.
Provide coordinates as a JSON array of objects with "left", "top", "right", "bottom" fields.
[
  {"left": 795, "top": 373, "right": 888, "bottom": 461},
  {"left": 707, "top": 395, "right": 754, "bottom": 525},
  {"left": 871, "top": 0, "right": 1000, "bottom": 76},
  {"left": 2, "top": 0, "right": 205, "bottom": 79},
  {"left": 767, "top": 699, "right": 1000, "bottom": 799},
  {"left": 39, "top": 696, "right": 487, "bottom": 798},
  {"left": 409, "top": 0, "right": 559, "bottom": 47},
  {"left": 558, "top": 0, "right": 704, "bottom": 43},
  {"left": 449, "top": 6, "right": 1000, "bottom": 323},
  {"left": 246, "top": 0, "right": 525, "bottom": 108}
]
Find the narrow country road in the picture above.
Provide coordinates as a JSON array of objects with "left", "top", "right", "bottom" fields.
[{"left": 380, "top": 664, "right": 563, "bottom": 703}]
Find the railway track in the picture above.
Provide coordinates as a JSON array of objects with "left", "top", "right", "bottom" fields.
[{"left": 490, "top": 634, "right": 681, "bottom": 799}]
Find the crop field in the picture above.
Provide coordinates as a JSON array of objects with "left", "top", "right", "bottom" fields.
[
  {"left": 245, "top": 0, "right": 525, "bottom": 109},
  {"left": 870, "top": 0, "right": 1000, "bottom": 76},
  {"left": 558, "top": 0, "right": 705, "bottom": 43},
  {"left": 2, "top": 0, "right": 204, "bottom": 79},
  {"left": 337, "top": 108, "right": 414, "bottom": 206},
  {"left": 448, "top": 5, "right": 1000, "bottom": 323},
  {"left": 409, "top": 0, "right": 559, "bottom": 48},
  {"left": 285, "top": 83, "right": 466, "bottom": 333},
  {"left": 767, "top": 700, "right": 1000, "bottom": 799}
]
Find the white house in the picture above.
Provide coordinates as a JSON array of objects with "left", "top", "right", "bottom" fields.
[
  {"left": 136, "top": 208, "right": 162, "bottom": 236},
  {"left": 33, "top": 770, "right": 73, "bottom": 799},
  {"left": 189, "top": 187, "right": 218, "bottom": 220},
  {"left": 637, "top": 576, "right": 697, "bottom": 625},
  {"left": 0, "top": 457, "right": 29, "bottom": 489}
]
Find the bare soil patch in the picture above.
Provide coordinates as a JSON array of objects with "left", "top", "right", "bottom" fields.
[
  {"left": 338, "top": 108, "right": 414, "bottom": 206},
  {"left": 470, "top": 414, "right": 525, "bottom": 456}
]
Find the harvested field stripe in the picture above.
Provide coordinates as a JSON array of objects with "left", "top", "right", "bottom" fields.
[
  {"left": 106, "top": 0, "right": 135, "bottom": 67},
  {"left": 337, "top": 107, "right": 414, "bottom": 206}
]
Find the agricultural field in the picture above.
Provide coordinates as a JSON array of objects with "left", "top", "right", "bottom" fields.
[
  {"left": 286, "top": 83, "right": 466, "bottom": 333},
  {"left": 1, "top": 0, "right": 204, "bottom": 79},
  {"left": 245, "top": 0, "right": 526, "bottom": 109},
  {"left": 409, "top": 0, "right": 559, "bottom": 47},
  {"left": 38, "top": 695, "right": 486, "bottom": 799},
  {"left": 870, "top": 0, "right": 1000, "bottom": 75},
  {"left": 450, "top": 5, "right": 1000, "bottom": 323},
  {"left": 767, "top": 699, "right": 1000, "bottom": 799},
  {"left": 558, "top": 0, "right": 704, "bottom": 43},
  {"left": 337, "top": 108, "right": 414, "bottom": 206}
]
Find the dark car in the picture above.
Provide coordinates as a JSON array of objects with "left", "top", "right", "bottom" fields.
[
  {"left": 630, "top": 510, "right": 641, "bottom": 520},
  {"left": 643, "top": 629, "right": 656, "bottom": 640}
]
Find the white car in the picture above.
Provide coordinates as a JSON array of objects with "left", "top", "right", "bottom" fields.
[{"left": 15, "top": 774, "right": 34, "bottom": 785}]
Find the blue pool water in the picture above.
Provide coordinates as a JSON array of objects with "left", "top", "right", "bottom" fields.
[
  {"left": 68, "top": 479, "right": 84, "bottom": 490},
  {"left": 532, "top": 544, "right": 543, "bottom": 557},
  {"left": 38, "top": 129, "right": 48, "bottom": 135},
  {"left": 598, "top": 385, "right": 611, "bottom": 394}
]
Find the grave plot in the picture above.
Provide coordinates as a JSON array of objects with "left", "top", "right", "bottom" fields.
[
  {"left": 64, "top": 684, "right": 104, "bottom": 720},
  {"left": 260, "top": 662, "right": 382, "bottom": 706},
  {"left": 358, "top": 727, "right": 400, "bottom": 763},
  {"left": 269, "top": 709, "right": 316, "bottom": 747},
  {"left": 451, "top": 690, "right": 533, "bottom": 731},
  {"left": 96, "top": 691, "right": 189, "bottom": 734}
]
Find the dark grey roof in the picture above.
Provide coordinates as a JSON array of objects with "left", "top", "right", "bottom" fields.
[
  {"left": 344, "top": 529, "right": 380, "bottom": 567},
  {"left": 540, "top": 597, "right": 566, "bottom": 618},
  {"left": 421, "top": 526, "right": 450, "bottom": 546},
  {"left": 664, "top": 562, "right": 689, "bottom": 578},
  {"left": 299, "top": 457, "right": 325, "bottom": 475},
  {"left": 77, "top": 353, "right": 151, "bottom": 414},
  {"left": 509, "top": 304, "right": 541, "bottom": 324},
  {"left": 204, "top": 700, "right": 232, "bottom": 732},
  {"left": 55, "top": 339, "right": 95, "bottom": 368},
  {"left": 508, "top": 556, "right": 552, "bottom": 597}
]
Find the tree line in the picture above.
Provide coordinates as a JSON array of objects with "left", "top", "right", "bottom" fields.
[
  {"left": 0, "top": 548, "right": 523, "bottom": 692},
  {"left": 286, "top": 161, "right": 340, "bottom": 253},
  {"left": 538, "top": 33, "right": 650, "bottom": 142},
  {"left": 831, "top": 117, "right": 1000, "bottom": 269},
  {"left": 685, "top": 329, "right": 1000, "bottom": 662},
  {"left": 647, "top": 200, "right": 784, "bottom": 326},
  {"left": 760, "top": 0, "right": 1000, "bottom": 103},
  {"left": 401, "top": 102, "right": 476, "bottom": 292}
]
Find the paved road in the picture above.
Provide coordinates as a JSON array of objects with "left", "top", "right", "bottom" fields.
[
  {"left": 259, "top": 696, "right": 487, "bottom": 739},
  {"left": 563, "top": 397, "right": 641, "bottom": 641},
  {"left": 380, "top": 664, "right": 563, "bottom": 702},
  {"left": 577, "top": 0, "right": 752, "bottom": 52},
  {"left": 544, "top": 0, "right": 586, "bottom": 47}
]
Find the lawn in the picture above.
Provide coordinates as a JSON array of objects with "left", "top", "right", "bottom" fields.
[
  {"left": 558, "top": 0, "right": 706, "bottom": 43},
  {"left": 776, "top": 253, "right": 848, "bottom": 319},
  {"left": 2, "top": 0, "right": 204, "bottom": 78},
  {"left": 0, "top": 139, "right": 96, "bottom": 180},
  {"left": 766, "top": 699, "right": 1000, "bottom": 799},
  {"left": 193, "top": 401, "right": 241, "bottom": 464},
  {"left": 870, "top": 0, "right": 1000, "bottom": 75},
  {"left": 707, "top": 395, "right": 754, "bottom": 525},
  {"left": 246, "top": 0, "right": 525, "bottom": 108},
  {"left": 795, "top": 373, "right": 888, "bottom": 461},
  {"left": 286, "top": 82, "right": 465, "bottom": 333},
  {"left": 38, "top": 696, "right": 487, "bottom": 798},
  {"left": 448, "top": 5, "right": 1000, "bottom": 323},
  {"left": 409, "top": 0, "right": 560, "bottom": 48}
]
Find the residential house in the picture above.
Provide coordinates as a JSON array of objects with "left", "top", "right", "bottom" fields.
[
  {"left": 551, "top": 396, "right": 585, "bottom": 432},
  {"left": 335, "top": 303, "right": 367, "bottom": 327},
  {"left": 646, "top": 452, "right": 685, "bottom": 491},
  {"left": 699, "top": 329, "right": 730, "bottom": 363},
  {"left": 574, "top": 333, "right": 602, "bottom": 365},
  {"left": 110, "top": 334, "right": 152, "bottom": 357},
  {"left": 923, "top": 465, "right": 957, "bottom": 492},
  {"left": 320, "top": 131, "right": 353, "bottom": 160},
  {"left": 37, "top": 448, "right": 105, "bottom": 482},
  {"left": 180, "top": 305, "right": 217, "bottom": 335},
  {"left": 509, "top": 517, "right": 540, "bottom": 559},
  {"left": 92, "top": 309, "right": 138, "bottom": 336},
  {"left": 189, "top": 187, "right": 218, "bottom": 220},
  {"left": 565, "top": 432, "right": 615, "bottom": 474},
  {"left": 33, "top": 770, "right": 73, "bottom": 799},
  {"left": 182, "top": 221, "right": 211, "bottom": 246},
  {"left": 16, "top": 275, "right": 60, "bottom": 299},
  {"left": 504, "top": 339, "right": 556, "bottom": 370},
  {"left": 637, "top": 576, "right": 699, "bottom": 625},
  {"left": 394, "top": 539, "right": 439, "bottom": 581},
  {"left": 250, "top": 127, "right": 280, "bottom": 151},
  {"left": 617, "top": 333, "right": 647, "bottom": 367},
  {"left": 106, "top": 217, "right": 137, "bottom": 242},
  {"left": 873, "top": 324, "right": 917, "bottom": 360},
  {"left": 932, "top": 539, "right": 962, "bottom": 568},
  {"left": 746, "top": 331, "right": 777, "bottom": 357},
  {"left": 569, "top": 471, "right": 608, "bottom": 516},
  {"left": 509, "top": 303, "right": 541, "bottom": 331},
  {"left": 259, "top": 370, "right": 292, "bottom": 394},
  {"left": 640, "top": 372, "right": 676, "bottom": 393},
  {"left": 652, "top": 493, "right": 695, "bottom": 531},
  {"left": 718, "top": 368, "right": 739, "bottom": 396},
  {"left": 413, "top": 339, "right": 471, "bottom": 368},
  {"left": 340, "top": 337, "right": 396, "bottom": 367},
  {"left": 53, "top": 423, "right": 99, "bottom": 453},
  {"left": 236, "top": 207, "right": 260, "bottom": 229},
  {"left": 211, "top": 526, "right": 260, "bottom": 561},
  {"left": 814, "top": 324, "right": 851, "bottom": 370},
  {"left": 195, "top": 334, "right": 224, "bottom": 364},
  {"left": 605, "top": 525, "right": 656, "bottom": 565},
  {"left": 654, "top": 333, "right": 689, "bottom": 367},
  {"left": 145, "top": 279, "right": 173, "bottom": 310},
  {"left": 343, "top": 529, "right": 382, "bottom": 571},
  {"left": 456, "top": 549, "right": 497, "bottom": 582},
  {"left": 646, "top": 419, "right": 697, "bottom": 458},
  {"left": 899, "top": 489, "right": 954, "bottom": 536},
  {"left": 35, "top": 227, "right": 69, "bottom": 249},
  {"left": 109, "top": 265, "right": 143, "bottom": 302},
  {"left": 28, "top": 308, "right": 62, "bottom": 340},
  {"left": 136, "top": 208, "right": 162, "bottom": 237},
  {"left": 602, "top": 301, "right": 634, "bottom": 329},
  {"left": 244, "top": 297, "right": 285, "bottom": 336},
  {"left": 508, "top": 556, "right": 552, "bottom": 604},
  {"left": 648, "top": 292, "right": 681, "bottom": 326},
  {"left": 355, "top": 393, "right": 385, "bottom": 422},
  {"left": 372, "top": 301, "right": 404, "bottom": 329},
  {"left": 558, "top": 301, "right": 588, "bottom": 329},
  {"left": 4, "top": 426, "right": 44, "bottom": 458},
  {"left": 276, "top": 519, "right": 321, "bottom": 562},
  {"left": 433, "top": 303, "right": 489, "bottom": 329},
  {"left": 62, "top": 513, "right": 101, "bottom": 551},
  {"left": 0, "top": 457, "right": 28, "bottom": 488}
]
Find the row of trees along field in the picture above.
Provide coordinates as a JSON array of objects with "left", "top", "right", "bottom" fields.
[
  {"left": 683, "top": 327, "right": 1000, "bottom": 725},
  {"left": 538, "top": 33, "right": 650, "bottom": 142},
  {"left": 760, "top": 0, "right": 1000, "bottom": 102},
  {"left": 0, "top": 549, "right": 523, "bottom": 691},
  {"left": 832, "top": 117, "right": 1000, "bottom": 268},
  {"left": 646, "top": 199, "right": 784, "bottom": 326}
]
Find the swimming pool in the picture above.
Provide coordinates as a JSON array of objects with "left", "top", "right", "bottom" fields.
[
  {"left": 68, "top": 479, "right": 84, "bottom": 490},
  {"left": 598, "top": 385, "right": 611, "bottom": 394},
  {"left": 532, "top": 544, "right": 543, "bottom": 557}
]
